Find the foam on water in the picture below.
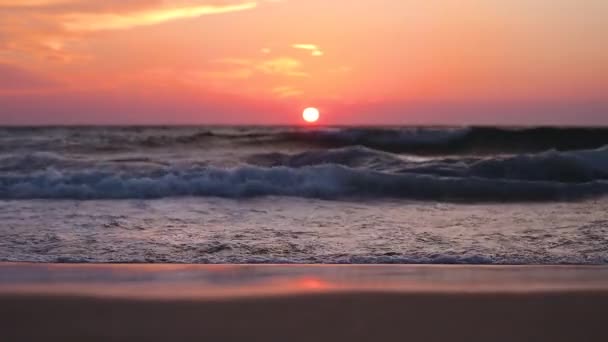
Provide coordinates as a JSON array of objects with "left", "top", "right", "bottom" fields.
[
  {"left": 2, "top": 146, "right": 608, "bottom": 201},
  {"left": 1, "top": 197, "right": 607, "bottom": 264},
  {"left": 2, "top": 126, "right": 608, "bottom": 264}
]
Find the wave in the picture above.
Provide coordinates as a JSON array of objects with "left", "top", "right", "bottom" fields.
[
  {"left": 469, "top": 147, "right": 608, "bottom": 182},
  {"left": 1, "top": 160, "right": 607, "bottom": 201},
  {"left": 4, "top": 126, "right": 608, "bottom": 155},
  {"left": 2, "top": 143, "right": 608, "bottom": 201},
  {"left": 131, "top": 126, "right": 608, "bottom": 155},
  {"left": 249, "top": 145, "right": 608, "bottom": 183},
  {"left": 247, "top": 146, "right": 403, "bottom": 169},
  {"left": 127, "top": 126, "right": 608, "bottom": 155},
  {"left": 271, "top": 126, "right": 608, "bottom": 154},
  {"left": 0, "top": 152, "right": 167, "bottom": 172}
]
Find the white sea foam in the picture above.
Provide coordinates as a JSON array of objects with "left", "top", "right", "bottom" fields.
[
  {"left": 1, "top": 197, "right": 607, "bottom": 264},
  {"left": 2, "top": 127, "right": 608, "bottom": 264},
  {"left": 1, "top": 159, "right": 607, "bottom": 200}
]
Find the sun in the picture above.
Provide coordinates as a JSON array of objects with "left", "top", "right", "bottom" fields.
[{"left": 302, "top": 107, "right": 320, "bottom": 123}]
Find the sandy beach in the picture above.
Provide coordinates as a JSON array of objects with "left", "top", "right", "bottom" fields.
[
  {"left": 1, "top": 263, "right": 607, "bottom": 341},
  {"left": 2, "top": 0, "right": 606, "bottom": 340}
]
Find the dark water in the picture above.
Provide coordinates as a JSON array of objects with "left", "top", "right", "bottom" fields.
[
  {"left": 1, "top": 126, "right": 608, "bottom": 201},
  {"left": 1, "top": 126, "right": 607, "bottom": 264}
]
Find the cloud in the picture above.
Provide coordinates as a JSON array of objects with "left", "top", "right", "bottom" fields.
[
  {"left": 292, "top": 44, "right": 318, "bottom": 50},
  {"left": 62, "top": 2, "right": 258, "bottom": 32},
  {"left": 257, "top": 57, "right": 308, "bottom": 77},
  {"left": 0, "top": 0, "right": 71, "bottom": 6},
  {"left": 0, "top": 1, "right": 259, "bottom": 31},
  {"left": 0, "top": 1, "right": 261, "bottom": 63},
  {"left": 292, "top": 43, "right": 323, "bottom": 57},
  {"left": 210, "top": 57, "right": 308, "bottom": 78},
  {"left": 155, "top": 55, "right": 308, "bottom": 99},
  {"left": 272, "top": 85, "right": 302, "bottom": 98}
]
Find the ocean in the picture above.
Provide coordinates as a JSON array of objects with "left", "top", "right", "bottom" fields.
[{"left": 1, "top": 126, "right": 607, "bottom": 264}]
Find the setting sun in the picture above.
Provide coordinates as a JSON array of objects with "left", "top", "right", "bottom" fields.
[{"left": 303, "top": 107, "right": 320, "bottom": 123}]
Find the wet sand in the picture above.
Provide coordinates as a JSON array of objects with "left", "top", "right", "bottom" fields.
[{"left": 1, "top": 263, "right": 608, "bottom": 341}]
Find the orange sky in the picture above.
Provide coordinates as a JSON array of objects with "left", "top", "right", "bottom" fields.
[{"left": 0, "top": 0, "right": 606, "bottom": 125}]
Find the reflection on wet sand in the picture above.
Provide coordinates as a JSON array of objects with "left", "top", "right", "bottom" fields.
[
  {"left": 1, "top": 264, "right": 608, "bottom": 341},
  {"left": 1, "top": 263, "right": 608, "bottom": 299}
]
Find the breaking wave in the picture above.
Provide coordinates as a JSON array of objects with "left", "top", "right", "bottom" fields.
[
  {"left": 250, "top": 145, "right": 608, "bottom": 183},
  {"left": 272, "top": 126, "right": 608, "bottom": 154},
  {"left": 2, "top": 147, "right": 608, "bottom": 201},
  {"left": 122, "top": 126, "right": 608, "bottom": 154},
  {"left": 3, "top": 125, "right": 608, "bottom": 201},
  {"left": 4, "top": 126, "right": 608, "bottom": 154}
]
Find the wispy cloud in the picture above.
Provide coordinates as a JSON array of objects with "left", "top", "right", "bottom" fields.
[
  {"left": 0, "top": 1, "right": 261, "bottom": 63},
  {"left": 257, "top": 57, "right": 308, "bottom": 77},
  {"left": 187, "top": 55, "right": 309, "bottom": 99},
  {"left": 62, "top": 2, "right": 258, "bottom": 32},
  {"left": 292, "top": 43, "right": 323, "bottom": 56},
  {"left": 0, "top": 0, "right": 72, "bottom": 6},
  {"left": 272, "top": 85, "right": 302, "bottom": 98},
  {"left": 212, "top": 57, "right": 308, "bottom": 78}
]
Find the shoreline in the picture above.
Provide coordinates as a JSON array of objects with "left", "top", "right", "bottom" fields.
[{"left": 2, "top": 263, "right": 608, "bottom": 341}]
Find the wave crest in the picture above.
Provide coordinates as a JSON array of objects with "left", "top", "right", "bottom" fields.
[
  {"left": 249, "top": 145, "right": 608, "bottom": 183},
  {"left": 5, "top": 126, "right": 608, "bottom": 155},
  {"left": 2, "top": 162, "right": 607, "bottom": 201},
  {"left": 271, "top": 127, "right": 608, "bottom": 154}
]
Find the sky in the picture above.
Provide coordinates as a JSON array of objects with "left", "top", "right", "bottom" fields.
[{"left": 0, "top": 0, "right": 606, "bottom": 125}]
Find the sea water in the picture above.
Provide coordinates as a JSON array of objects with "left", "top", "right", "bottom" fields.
[{"left": 1, "top": 126, "right": 607, "bottom": 264}]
